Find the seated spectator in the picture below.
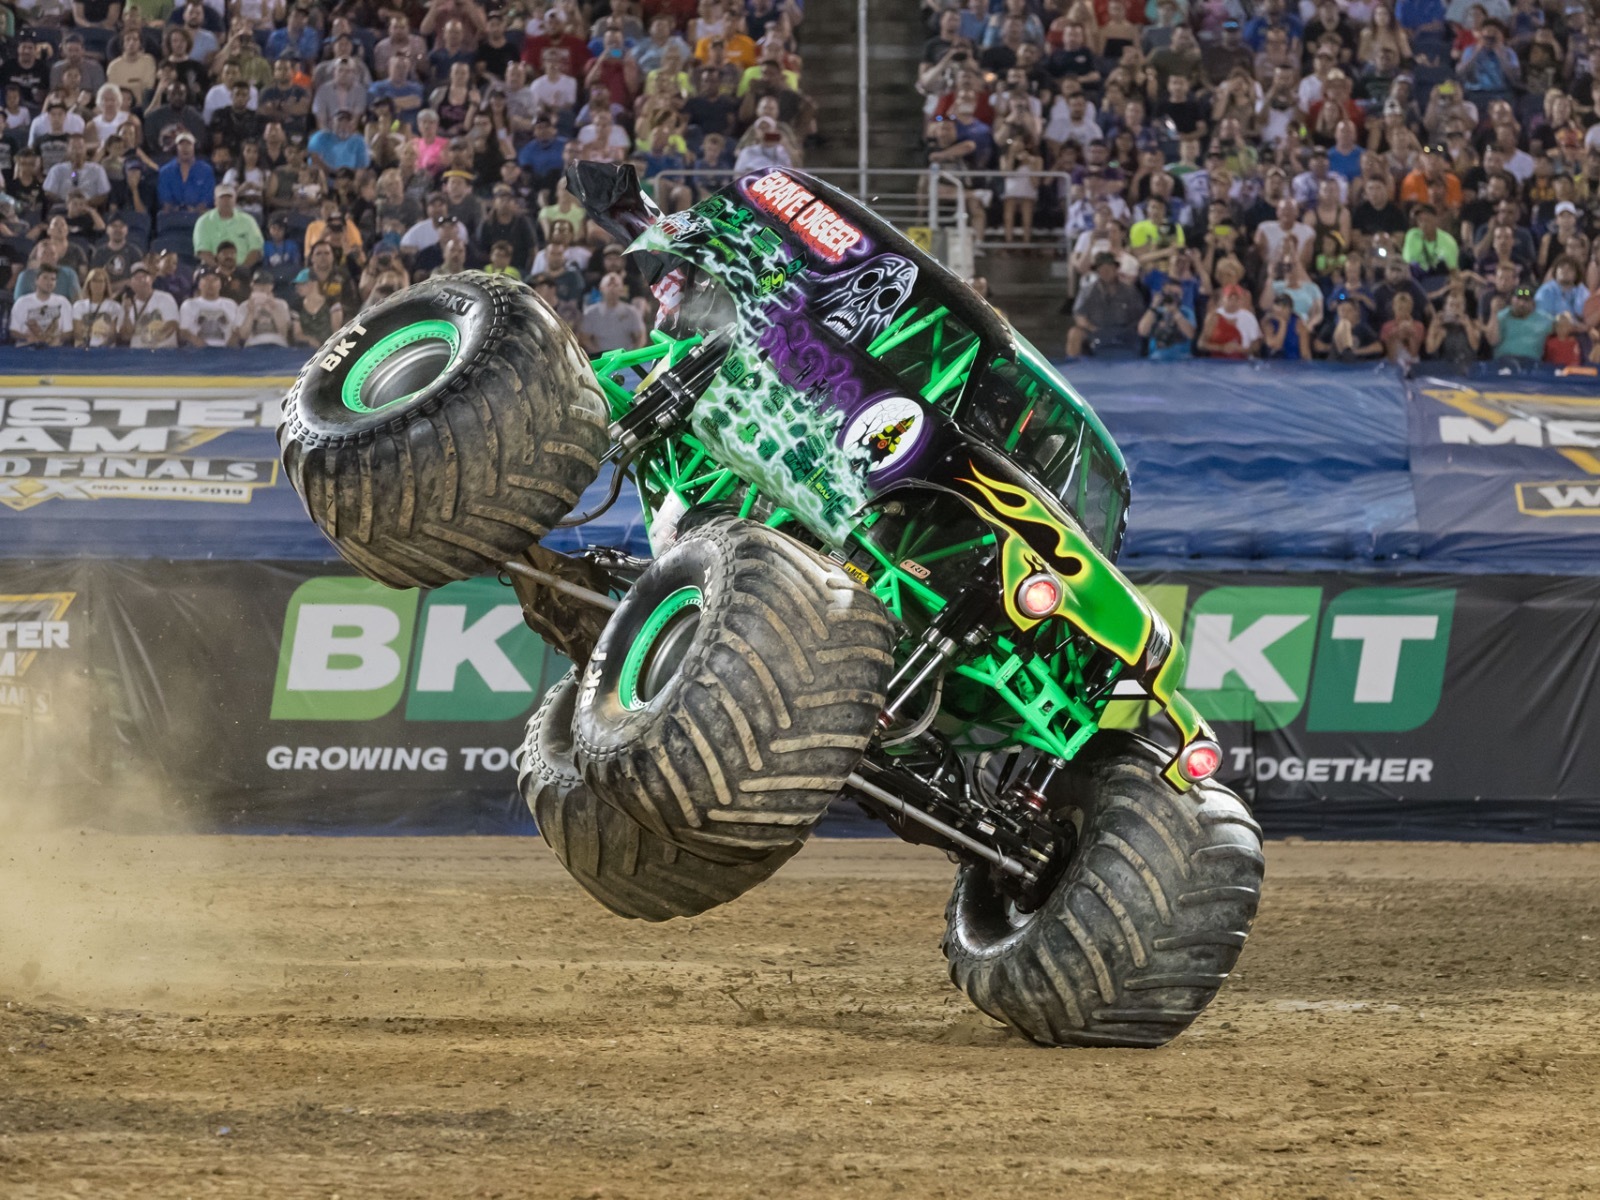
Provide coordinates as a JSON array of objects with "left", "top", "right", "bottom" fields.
[
  {"left": 1067, "top": 251, "right": 1146, "bottom": 356},
  {"left": 370, "top": 51, "right": 426, "bottom": 130},
  {"left": 1137, "top": 275, "right": 1197, "bottom": 359},
  {"left": 193, "top": 182, "right": 264, "bottom": 270},
  {"left": 1198, "top": 283, "right": 1262, "bottom": 357},
  {"left": 1380, "top": 289, "right": 1426, "bottom": 364},
  {"left": 579, "top": 270, "right": 648, "bottom": 352},
  {"left": 157, "top": 129, "right": 215, "bottom": 222},
  {"left": 483, "top": 240, "right": 524, "bottom": 280},
  {"left": 313, "top": 59, "right": 368, "bottom": 132},
  {"left": 1402, "top": 204, "right": 1460, "bottom": 283},
  {"left": 44, "top": 132, "right": 111, "bottom": 208},
  {"left": 1425, "top": 290, "right": 1484, "bottom": 367},
  {"left": 309, "top": 109, "right": 371, "bottom": 172},
  {"left": 1542, "top": 311, "right": 1591, "bottom": 366},
  {"left": 122, "top": 263, "right": 182, "bottom": 350},
  {"left": 211, "top": 81, "right": 265, "bottom": 154},
  {"left": 1261, "top": 292, "right": 1310, "bottom": 358},
  {"left": 260, "top": 57, "right": 312, "bottom": 138},
  {"left": 290, "top": 267, "right": 344, "bottom": 348},
  {"left": 73, "top": 268, "right": 123, "bottom": 347},
  {"left": 91, "top": 216, "right": 142, "bottom": 295},
  {"left": 1487, "top": 282, "right": 1552, "bottom": 358},
  {"left": 15, "top": 242, "right": 82, "bottom": 303},
  {"left": 210, "top": 242, "right": 253, "bottom": 304},
  {"left": 232, "top": 270, "right": 292, "bottom": 347},
  {"left": 10, "top": 264, "right": 74, "bottom": 346},
  {"left": 1315, "top": 290, "right": 1384, "bottom": 359},
  {"left": 144, "top": 83, "right": 207, "bottom": 154},
  {"left": 179, "top": 268, "right": 239, "bottom": 347},
  {"left": 476, "top": 183, "right": 539, "bottom": 274},
  {"left": 1535, "top": 256, "right": 1590, "bottom": 319}
]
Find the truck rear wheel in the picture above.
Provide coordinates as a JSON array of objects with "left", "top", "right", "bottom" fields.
[
  {"left": 943, "top": 733, "right": 1263, "bottom": 1047},
  {"left": 279, "top": 272, "right": 609, "bottom": 589},
  {"left": 520, "top": 672, "right": 799, "bottom": 921},
  {"left": 572, "top": 517, "right": 894, "bottom": 862}
]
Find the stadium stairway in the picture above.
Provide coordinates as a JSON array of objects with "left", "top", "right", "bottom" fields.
[
  {"left": 803, "top": 0, "right": 924, "bottom": 172},
  {"left": 977, "top": 252, "right": 1067, "bottom": 351}
]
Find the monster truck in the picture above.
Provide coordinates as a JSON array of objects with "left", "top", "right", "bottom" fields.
[{"left": 278, "top": 164, "right": 1263, "bottom": 1048}]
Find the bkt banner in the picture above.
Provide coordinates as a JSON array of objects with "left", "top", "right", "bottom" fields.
[{"left": 7, "top": 560, "right": 1600, "bottom": 837}]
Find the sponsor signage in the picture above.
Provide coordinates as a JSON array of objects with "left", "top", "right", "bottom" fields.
[{"left": 3, "top": 559, "right": 1595, "bottom": 837}]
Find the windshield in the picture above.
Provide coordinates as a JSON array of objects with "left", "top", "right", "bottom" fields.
[{"left": 955, "top": 353, "right": 1129, "bottom": 557}]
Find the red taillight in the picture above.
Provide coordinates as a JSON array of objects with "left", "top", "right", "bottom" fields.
[
  {"left": 1177, "top": 739, "right": 1223, "bottom": 783},
  {"left": 1017, "top": 573, "right": 1060, "bottom": 618}
]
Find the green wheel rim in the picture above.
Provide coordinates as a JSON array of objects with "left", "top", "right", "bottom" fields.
[
  {"left": 340, "top": 320, "right": 462, "bottom": 414},
  {"left": 618, "top": 586, "right": 704, "bottom": 711}
]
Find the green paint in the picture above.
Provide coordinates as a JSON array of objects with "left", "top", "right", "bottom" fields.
[
  {"left": 618, "top": 586, "right": 703, "bottom": 710},
  {"left": 1306, "top": 587, "right": 1455, "bottom": 732},
  {"left": 340, "top": 320, "right": 459, "bottom": 413}
]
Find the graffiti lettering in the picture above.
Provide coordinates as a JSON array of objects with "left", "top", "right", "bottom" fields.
[{"left": 757, "top": 314, "right": 863, "bottom": 412}]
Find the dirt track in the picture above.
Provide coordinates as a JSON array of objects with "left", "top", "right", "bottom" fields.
[{"left": 2, "top": 834, "right": 1599, "bottom": 1199}]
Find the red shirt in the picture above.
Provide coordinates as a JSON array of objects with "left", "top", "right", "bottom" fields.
[
  {"left": 522, "top": 32, "right": 592, "bottom": 76},
  {"left": 1544, "top": 333, "right": 1587, "bottom": 367}
]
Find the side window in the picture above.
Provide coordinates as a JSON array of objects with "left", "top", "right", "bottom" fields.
[
  {"left": 865, "top": 301, "right": 982, "bottom": 406},
  {"left": 964, "top": 358, "right": 1125, "bottom": 555}
]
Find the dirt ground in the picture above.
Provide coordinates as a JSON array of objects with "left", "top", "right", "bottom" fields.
[{"left": 2, "top": 834, "right": 1599, "bottom": 1200}]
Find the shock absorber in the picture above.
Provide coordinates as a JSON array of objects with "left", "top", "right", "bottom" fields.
[{"left": 877, "top": 577, "right": 996, "bottom": 732}]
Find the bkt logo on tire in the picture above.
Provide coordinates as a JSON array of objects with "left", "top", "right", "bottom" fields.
[{"left": 271, "top": 577, "right": 555, "bottom": 721}]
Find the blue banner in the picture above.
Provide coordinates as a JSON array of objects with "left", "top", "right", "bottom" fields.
[{"left": 2, "top": 353, "right": 1596, "bottom": 577}]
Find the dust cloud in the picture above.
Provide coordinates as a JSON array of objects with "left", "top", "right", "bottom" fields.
[{"left": 0, "top": 677, "right": 257, "bottom": 1009}]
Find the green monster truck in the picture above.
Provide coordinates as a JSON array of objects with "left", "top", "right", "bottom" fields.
[{"left": 278, "top": 164, "right": 1263, "bottom": 1048}]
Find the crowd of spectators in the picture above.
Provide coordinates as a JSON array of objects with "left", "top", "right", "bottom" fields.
[
  {"left": 919, "top": 0, "right": 1600, "bottom": 367},
  {"left": 0, "top": 0, "right": 812, "bottom": 350}
]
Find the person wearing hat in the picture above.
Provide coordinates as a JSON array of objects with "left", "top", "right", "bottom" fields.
[
  {"left": 1399, "top": 143, "right": 1461, "bottom": 207},
  {"left": 156, "top": 128, "right": 217, "bottom": 223},
  {"left": 1201, "top": 20, "right": 1254, "bottom": 88},
  {"left": 120, "top": 263, "right": 181, "bottom": 350},
  {"left": 477, "top": 183, "right": 538, "bottom": 275},
  {"left": 289, "top": 266, "right": 344, "bottom": 349},
  {"left": 1066, "top": 250, "right": 1145, "bottom": 358},
  {"left": 178, "top": 266, "right": 240, "bottom": 348},
  {"left": 1487, "top": 283, "right": 1555, "bottom": 360},
  {"left": 1313, "top": 289, "right": 1383, "bottom": 360},
  {"left": 308, "top": 108, "right": 370, "bottom": 174},
  {"left": 235, "top": 269, "right": 292, "bottom": 347},
  {"left": 193, "top": 180, "right": 263, "bottom": 269},
  {"left": 518, "top": 113, "right": 569, "bottom": 198}
]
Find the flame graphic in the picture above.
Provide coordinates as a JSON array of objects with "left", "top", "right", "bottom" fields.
[{"left": 955, "top": 460, "right": 1083, "bottom": 575}]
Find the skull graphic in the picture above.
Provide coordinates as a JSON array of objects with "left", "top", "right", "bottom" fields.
[{"left": 811, "top": 253, "right": 919, "bottom": 345}]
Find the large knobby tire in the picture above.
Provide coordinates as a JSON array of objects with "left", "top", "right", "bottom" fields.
[
  {"left": 572, "top": 517, "right": 894, "bottom": 863},
  {"left": 519, "top": 672, "right": 801, "bottom": 921},
  {"left": 943, "top": 733, "right": 1264, "bottom": 1048},
  {"left": 279, "top": 271, "right": 609, "bottom": 589}
]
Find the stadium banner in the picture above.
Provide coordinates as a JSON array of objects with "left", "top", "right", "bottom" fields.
[
  {"left": 3, "top": 360, "right": 1599, "bottom": 576},
  {"left": 6, "top": 559, "right": 1600, "bottom": 839}
]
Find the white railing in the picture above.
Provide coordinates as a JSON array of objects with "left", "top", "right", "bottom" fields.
[
  {"left": 648, "top": 166, "right": 1076, "bottom": 269},
  {"left": 650, "top": 166, "right": 970, "bottom": 270}
]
